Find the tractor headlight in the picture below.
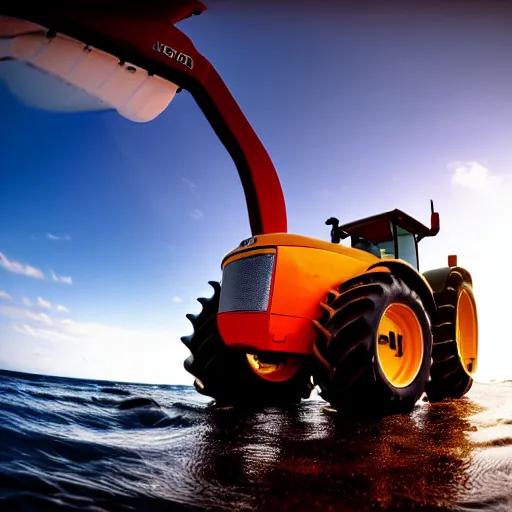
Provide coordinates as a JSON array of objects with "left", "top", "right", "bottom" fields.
[{"left": 219, "top": 253, "right": 275, "bottom": 313}]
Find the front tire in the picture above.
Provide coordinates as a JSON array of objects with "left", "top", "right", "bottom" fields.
[
  {"left": 181, "top": 281, "right": 313, "bottom": 407},
  {"left": 312, "top": 272, "right": 432, "bottom": 417}
]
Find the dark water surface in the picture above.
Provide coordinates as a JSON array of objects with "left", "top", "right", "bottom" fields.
[{"left": 1, "top": 369, "right": 511, "bottom": 511}]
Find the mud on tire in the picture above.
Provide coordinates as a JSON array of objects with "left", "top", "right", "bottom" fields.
[
  {"left": 312, "top": 271, "right": 433, "bottom": 418},
  {"left": 181, "top": 281, "right": 313, "bottom": 407}
]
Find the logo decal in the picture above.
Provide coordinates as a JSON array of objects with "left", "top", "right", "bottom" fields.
[
  {"left": 378, "top": 331, "right": 404, "bottom": 358},
  {"left": 153, "top": 41, "right": 193, "bottom": 70}
]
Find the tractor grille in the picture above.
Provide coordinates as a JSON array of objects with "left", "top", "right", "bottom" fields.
[{"left": 219, "top": 253, "right": 275, "bottom": 313}]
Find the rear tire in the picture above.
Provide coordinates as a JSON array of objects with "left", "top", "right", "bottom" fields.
[
  {"left": 181, "top": 281, "right": 313, "bottom": 407},
  {"left": 312, "top": 272, "right": 432, "bottom": 418},
  {"left": 425, "top": 270, "right": 477, "bottom": 402}
]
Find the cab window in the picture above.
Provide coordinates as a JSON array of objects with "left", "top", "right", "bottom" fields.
[
  {"left": 374, "top": 224, "right": 418, "bottom": 268},
  {"left": 396, "top": 226, "right": 418, "bottom": 268},
  {"left": 377, "top": 240, "right": 395, "bottom": 259}
]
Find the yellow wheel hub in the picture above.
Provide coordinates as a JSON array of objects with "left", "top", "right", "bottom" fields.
[
  {"left": 246, "top": 353, "right": 302, "bottom": 382},
  {"left": 376, "top": 303, "right": 424, "bottom": 388},
  {"left": 456, "top": 287, "right": 478, "bottom": 374}
]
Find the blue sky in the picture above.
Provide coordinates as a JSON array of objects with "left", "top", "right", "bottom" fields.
[{"left": 1, "top": 2, "right": 512, "bottom": 383}]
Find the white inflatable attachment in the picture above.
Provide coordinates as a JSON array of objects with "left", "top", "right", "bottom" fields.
[{"left": 0, "top": 16, "right": 179, "bottom": 122}]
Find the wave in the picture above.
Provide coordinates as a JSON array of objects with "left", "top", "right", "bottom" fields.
[{"left": 2, "top": 369, "right": 512, "bottom": 510}]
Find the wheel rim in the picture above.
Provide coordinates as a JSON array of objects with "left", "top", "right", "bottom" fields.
[
  {"left": 376, "top": 303, "right": 424, "bottom": 388},
  {"left": 456, "top": 288, "right": 478, "bottom": 375},
  {"left": 246, "top": 353, "right": 302, "bottom": 382}
]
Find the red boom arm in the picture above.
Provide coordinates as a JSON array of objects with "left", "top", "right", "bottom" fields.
[{"left": 3, "top": 1, "right": 287, "bottom": 235}]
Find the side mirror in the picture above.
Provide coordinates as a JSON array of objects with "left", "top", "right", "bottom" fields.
[
  {"left": 429, "top": 200, "right": 440, "bottom": 236},
  {"left": 325, "top": 217, "right": 350, "bottom": 244}
]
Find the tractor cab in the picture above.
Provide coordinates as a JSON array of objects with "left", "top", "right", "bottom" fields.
[{"left": 327, "top": 201, "right": 440, "bottom": 270}]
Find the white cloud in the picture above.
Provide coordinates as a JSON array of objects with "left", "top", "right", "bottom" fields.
[
  {"left": 50, "top": 319, "right": 188, "bottom": 382},
  {"left": 13, "top": 323, "right": 76, "bottom": 342},
  {"left": 24, "top": 296, "right": 64, "bottom": 310},
  {"left": 190, "top": 209, "right": 204, "bottom": 220},
  {"left": 0, "top": 305, "right": 54, "bottom": 326},
  {"left": 9, "top": 319, "right": 191, "bottom": 385},
  {"left": 37, "top": 297, "right": 52, "bottom": 309},
  {"left": 11, "top": 314, "right": 173, "bottom": 349},
  {"left": 0, "top": 252, "right": 44, "bottom": 279},
  {"left": 449, "top": 161, "right": 505, "bottom": 192},
  {"left": 2, "top": 307, "right": 173, "bottom": 347},
  {"left": 420, "top": 161, "right": 512, "bottom": 382},
  {"left": 57, "top": 319, "right": 141, "bottom": 340},
  {"left": 1, "top": 305, "right": 193, "bottom": 384},
  {"left": 181, "top": 177, "right": 197, "bottom": 192},
  {"left": 46, "top": 233, "right": 71, "bottom": 241},
  {"left": 50, "top": 270, "right": 73, "bottom": 285},
  {"left": 0, "top": 253, "right": 73, "bottom": 287},
  {"left": 0, "top": 291, "right": 11, "bottom": 301},
  {"left": 172, "top": 296, "right": 183, "bottom": 303}
]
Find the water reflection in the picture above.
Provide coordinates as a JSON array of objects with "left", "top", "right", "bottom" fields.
[
  {"left": 1, "top": 371, "right": 499, "bottom": 511},
  {"left": 184, "top": 397, "right": 482, "bottom": 511}
]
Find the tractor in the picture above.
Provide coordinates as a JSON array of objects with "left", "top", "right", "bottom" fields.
[
  {"left": 2, "top": 1, "right": 478, "bottom": 417},
  {"left": 184, "top": 202, "right": 478, "bottom": 415}
]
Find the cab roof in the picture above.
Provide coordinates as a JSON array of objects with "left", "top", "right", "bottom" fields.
[{"left": 339, "top": 209, "right": 432, "bottom": 245}]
